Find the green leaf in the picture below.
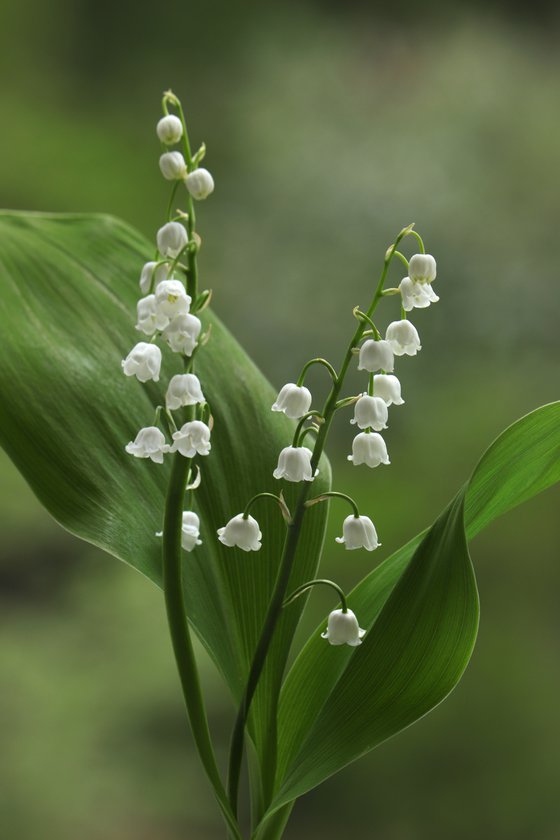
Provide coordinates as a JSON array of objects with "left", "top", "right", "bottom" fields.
[
  {"left": 268, "top": 402, "right": 560, "bottom": 814},
  {"left": 0, "top": 211, "right": 331, "bottom": 760}
]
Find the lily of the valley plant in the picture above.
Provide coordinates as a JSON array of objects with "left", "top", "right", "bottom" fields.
[{"left": 0, "top": 91, "right": 558, "bottom": 840}]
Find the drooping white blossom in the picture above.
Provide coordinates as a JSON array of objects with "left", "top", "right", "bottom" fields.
[
  {"left": 157, "top": 221, "right": 189, "bottom": 258},
  {"left": 139, "top": 261, "right": 171, "bottom": 295},
  {"left": 125, "top": 426, "right": 169, "bottom": 463},
  {"left": 159, "top": 151, "right": 188, "bottom": 181},
  {"left": 385, "top": 320, "right": 422, "bottom": 357},
  {"left": 166, "top": 373, "right": 205, "bottom": 410},
  {"left": 217, "top": 514, "right": 262, "bottom": 551},
  {"left": 408, "top": 253, "right": 437, "bottom": 285},
  {"left": 271, "top": 383, "right": 312, "bottom": 420},
  {"left": 357, "top": 339, "right": 394, "bottom": 373},
  {"left": 162, "top": 312, "right": 202, "bottom": 355},
  {"left": 335, "top": 514, "right": 380, "bottom": 551},
  {"left": 181, "top": 511, "right": 202, "bottom": 551},
  {"left": 122, "top": 342, "right": 162, "bottom": 382},
  {"left": 170, "top": 420, "right": 211, "bottom": 457},
  {"left": 135, "top": 294, "right": 170, "bottom": 335},
  {"left": 273, "top": 446, "right": 316, "bottom": 482},
  {"left": 351, "top": 395, "right": 388, "bottom": 431},
  {"left": 373, "top": 374, "right": 404, "bottom": 406},
  {"left": 348, "top": 431, "right": 390, "bottom": 468},
  {"left": 154, "top": 279, "right": 191, "bottom": 319},
  {"left": 156, "top": 114, "right": 183, "bottom": 145},
  {"left": 185, "top": 168, "right": 215, "bottom": 200},
  {"left": 399, "top": 276, "right": 439, "bottom": 312},
  {"left": 321, "top": 608, "right": 366, "bottom": 647}
]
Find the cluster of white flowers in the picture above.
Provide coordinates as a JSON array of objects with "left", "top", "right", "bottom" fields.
[{"left": 122, "top": 94, "right": 216, "bottom": 553}]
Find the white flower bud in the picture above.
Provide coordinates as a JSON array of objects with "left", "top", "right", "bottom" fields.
[
  {"left": 156, "top": 114, "right": 183, "bottom": 145},
  {"left": 125, "top": 426, "right": 169, "bottom": 463},
  {"left": 181, "top": 511, "right": 202, "bottom": 551},
  {"left": 357, "top": 339, "right": 394, "bottom": 373},
  {"left": 373, "top": 374, "right": 404, "bottom": 406},
  {"left": 273, "top": 446, "right": 317, "bottom": 482},
  {"left": 271, "top": 383, "right": 312, "bottom": 420},
  {"left": 399, "top": 276, "right": 439, "bottom": 312},
  {"left": 135, "top": 294, "right": 170, "bottom": 335},
  {"left": 139, "top": 261, "right": 171, "bottom": 295},
  {"left": 385, "top": 320, "right": 422, "bottom": 357},
  {"left": 166, "top": 373, "right": 205, "bottom": 410},
  {"left": 321, "top": 608, "right": 366, "bottom": 647},
  {"left": 217, "top": 514, "right": 262, "bottom": 552},
  {"left": 159, "top": 151, "right": 188, "bottom": 181},
  {"left": 350, "top": 395, "right": 388, "bottom": 431},
  {"left": 121, "top": 342, "right": 162, "bottom": 383},
  {"left": 157, "top": 221, "right": 189, "bottom": 258},
  {"left": 162, "top": 312, "right": 201, "bottom": 355},
  {"left": 408, "top": 253, "right": 437, "bottom": 285},
  {"left": 170, "top": 420, "right": 211, "bottom": 457},
  {"left": 154, "top": 279, "right": 191, "bottom": 320},
  {"left": 335, "top": 514, "right": 380, "bottom": 551},
  {"left": 348, "top": 432, "right": 390, "bottom": 468},
  {"left": 185, "top": 167, "right": 215, "bottom": 200}
]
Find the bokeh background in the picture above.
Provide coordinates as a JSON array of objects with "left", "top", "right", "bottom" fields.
[{"left": 1, "top": 1, "right": 559, "bottom": 838}]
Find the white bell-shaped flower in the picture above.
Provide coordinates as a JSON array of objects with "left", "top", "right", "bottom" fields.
[
  {"left": 357, "top": 339, "right": 394, "bottom": 373},
  {"left": 273, "top": 446, "right": 316, "bottom": 482},
  {"left": 348, "top": 431, "right": 390, "bottom": 468},
  {"left": 399, "top": 276, "right": 439, "bottom": 312},
  {"left": 122, "top": 342, "right": 162, "bottom": 383},
  {"left": 373, "top": 374, "right": 404, "bottom": 406},
  {"left": 185, "top": 168, "right": 215, "bottom": 200},
  {"left": 154, "top": 279, "right": 191, "bottom": 319},
  {"left": 156, "top": 114, "right": 183, "bottom": 145},
  {"left": 135, "top": 294, "right": 170, "bottom": 335},
  {"left": 162, "top": 312, "right": 202, "bottom": 355},
  {"left": 217, "top": 514, "right": 262, "bottom": 551},
  {"left": 321, "top": 608, "right": 366, "bottom": 647},
  {"left": 159, "top": 151, "right": 188, "bottom": 180},
  {"left": 157, "top": 221, "right": 189, "bottom": 258},
  {"left": 408, "top": 253, "right": 437, "bottom": 285},
  {"left": 139, "top": 261, "right": 171, "bottom": 295},
  {"left": 170, "top": 420, "right": 211, "bottom": 457},
  {"left": 351, "top": 395, "right": 388, "bottom": 431},
  {"left": 181, "top": 511, "right": 202, "bottom": 551},
  {"left": 166, "top": 373, "right": 205, "bottom": 410},
  {"left": 335, "top": 514, "right": 380, "bottom": 551},
  {"left": 385, "top": 320, "right": 422, "bottom": 356},
  {"left": 125, "top": 426, "right": 169, "bottom": 463},
  {"left": 271, "top": 383, "right": 312, "bottom": 420}
]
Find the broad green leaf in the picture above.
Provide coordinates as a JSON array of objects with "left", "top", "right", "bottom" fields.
[
  {"left": 269, "top": 402, "right": 560, "bottom": 813},
  {"left": 0, "top": 211, "right": 331, "bottom": 759}
]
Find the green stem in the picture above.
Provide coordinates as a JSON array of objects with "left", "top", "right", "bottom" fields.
[
  {"left": 291, "top": 411, "right": 324, "bottom": 447},
  {"left": 283, "top": 578, "right": 348, "bottom": 612},
  {"left": 226, "top": 226, "right": 412, "bottom": 816},
  {"left": 296, "top": 357, "right": 338, "bottom": 387},
  {"left": 306, "top": 490, "right": 360, "bottom": 518}
]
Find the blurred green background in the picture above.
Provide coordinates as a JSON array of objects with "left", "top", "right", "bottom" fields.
[{"left": 1, "top": 0, "right": 559, "bottom": 837}]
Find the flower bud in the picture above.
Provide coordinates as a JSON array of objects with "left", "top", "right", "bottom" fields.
[
  {"left": 156, "top": 114, "right": 183, "bottom": 144},
  {"left": 139, "top": 261, "right": 171, "bottom": 295},
  {"left": 166, "top": 373, "right": 205, "bottom": 410},
  {"left": 273, "top": 446, "right": 316, "bottom": 482},
  {"left": 348, "top": 431, "right": 390, "bottom": 468},
  {"left": 335, "top": 514, "right": 380, "bottom": 551},
  {"left": 357, "top": 339, "right": 394, "bottom": 373},
  {"left": 408, "top": 253, "right": 437, "bottom": 285},
  {"left": 182, "top": 511, "right": 202, "bottom": 551},
  {"left": 399, "top": 276, "right": 439, "bottom": 312},
  {"left": 135, "top": 294, "right": 170, "bottom": 335},
  {"left": 157, "top": 221, "right": 188, "bottom": 258},
  {"left": 125, "top": 426, "right": 169, "bottom": 463},
  {"left": 121, "top": 342, "right": 162, "bottom": 383},
  {"left": 217, "top": 514, "right": 262, "bottom": 551},
  {"left": 373, "top": 374, "right": 404, "bottom": 406},
  {"left": 185, "top": 167, "right": 215, "bottom": 200},
  {"left": 162, "top": 312, "right": 201, "bottom": 355},
  {"left": 154, "top": 279, "right": 191, "bottom": 319},
  {"left": 271, "top": 383, "right": 312, "bottom": 420},
  {"left": 351, "top": 395, "right": 388, "bottom": 431},
  {"left": 170, "top": 420, "right": 211, "bottom": 457},
  {"left": 385, "top": 320, "right": 421, "bottom": 356},
  {"left": 321, "top": 608, "right": 366, "bottom": 647},
  {"left": 159, "top": 151, "right": 187, "bottom": 181}
]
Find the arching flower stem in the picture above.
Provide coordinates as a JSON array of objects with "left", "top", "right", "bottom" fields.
[
  {"left": 305, "top": 490, "right": 360, "bottom": 519},
  {"left": 243, "top": 491, "right": 292, "bottom": 524},
  {"left": 292, "top": 411, "right": 324, "bottom": 447},
  {"left": 283, "top": 579, "right": 348, "bottom": 613},
  {"left": 296, "top": 357, "right": 338, "bottom": 387}
]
